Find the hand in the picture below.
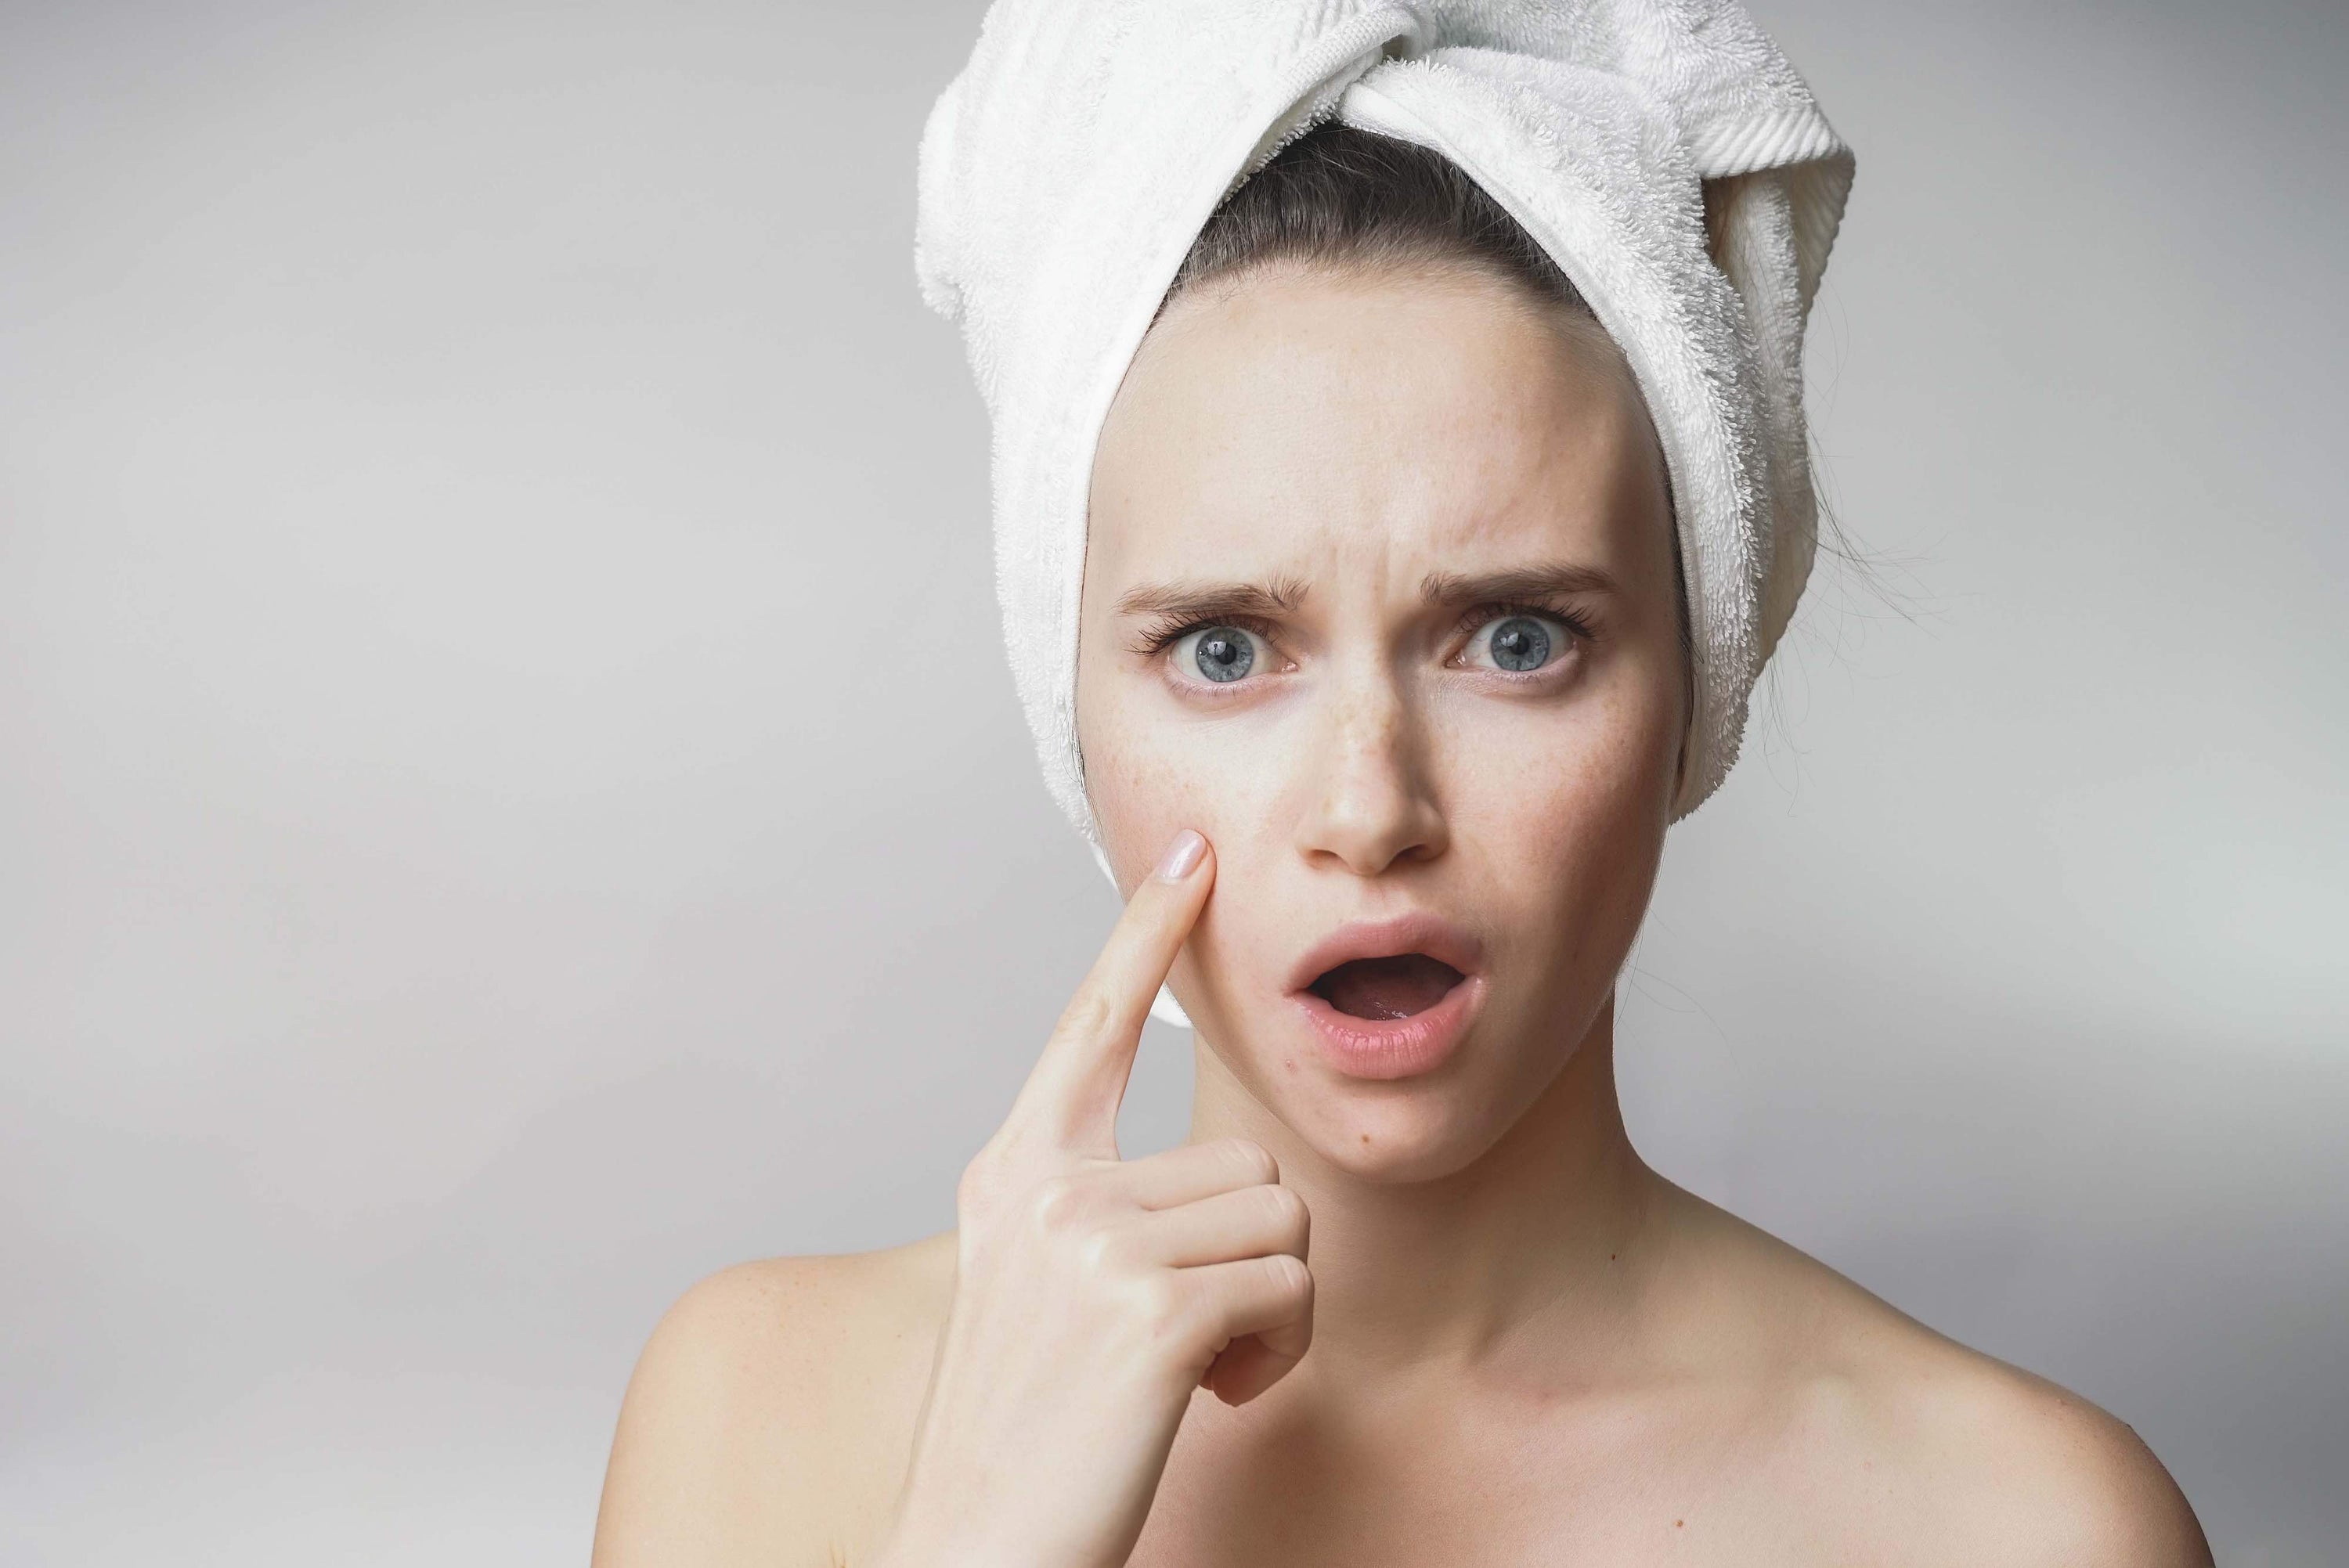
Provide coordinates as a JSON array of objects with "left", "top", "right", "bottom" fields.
[{"left": 876, "top": 829, "right": 1314, "bottom": 1568}]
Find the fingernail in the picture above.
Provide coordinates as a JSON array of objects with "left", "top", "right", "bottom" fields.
[{"left": 1154, "top": 828, "right": 1206, "bottom": 883}]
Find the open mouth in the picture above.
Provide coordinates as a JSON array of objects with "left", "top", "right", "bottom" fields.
[
  {"left": 1308, "top": 953, "right": 1467, "bottom": 1021},
  {"left": 1286, "top": 916, "right": 1485, "bottom": 1079}
]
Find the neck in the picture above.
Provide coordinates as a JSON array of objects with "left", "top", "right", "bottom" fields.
[{"left": 1185, "top": 995, "right": 1665, "bottom": 1387}]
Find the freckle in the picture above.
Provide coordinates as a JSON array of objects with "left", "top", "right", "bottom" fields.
[
  {"left": 1360, "top": 1133, "right": 1372, "bottom": 1144},
  {"left": 1675, "top": 1519, "right": 1683, "bottom": 1528}
]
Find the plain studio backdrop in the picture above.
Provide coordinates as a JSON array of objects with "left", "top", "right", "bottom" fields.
[{"left": 2, "top": 1, "right": 2342, "bottom": 1562}]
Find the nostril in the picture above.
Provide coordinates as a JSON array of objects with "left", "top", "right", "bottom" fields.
[{"left": 1301, "top": 784, "right": 1448, "bottom": 876}]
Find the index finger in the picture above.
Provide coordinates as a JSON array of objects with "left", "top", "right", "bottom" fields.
[{"left": 1006, "top": 828, "right": 1214, "bottom": 1155}]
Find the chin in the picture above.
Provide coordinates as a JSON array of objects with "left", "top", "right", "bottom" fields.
[{"left": 1299, "top": 1090, "right": 1518, "bottom": 1184}]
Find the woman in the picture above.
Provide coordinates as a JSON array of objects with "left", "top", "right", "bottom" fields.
[{"left": 593, "top": 3, "right": 2211, "bottom": 1563}]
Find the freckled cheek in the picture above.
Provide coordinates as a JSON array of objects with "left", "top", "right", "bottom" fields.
[
  {"left": 1083, "top": 700, "right": 1290, "bottom": 889},
  {"left": 1085, "top": 702, "right": 1301, "bottom": 1009},
  {"left": 1440, "top": 697, "right": 1672, "bottom": 959}
]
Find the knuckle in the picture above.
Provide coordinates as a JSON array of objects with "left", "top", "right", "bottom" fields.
[
  {"left": 958, "top": 1126, "right": 1041, "bottom": 1202},
  {"left": 1125, "top": 1274, "right": 1189, "bottom": 1339},
  {"left": 1027, "top": 1172, "right": 1086, "bottom": 1234},
  {"left": 1054, "top": 989, "right": 1116, "bottom": 1045},
  {"left": 1217, "top": 1137, "right": 1279, "bottom": 1187},
  {"left": 1070, "top": 1222, "right": 1127, "bottom": 1281},
  {"left": 1259, "top": 1182, "right": 1308, "bottom": 1236},
  {"left": 1261, "top": 1252, "right": 1313, "bottom": 1303}
]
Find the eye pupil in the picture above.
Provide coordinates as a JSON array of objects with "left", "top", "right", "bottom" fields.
[
  {"left": 1193, "top": 627, "right": 1254, "bottom": 683},
  {"left": 1490, "top": 617, "right": 1551, "bottom": 672}
]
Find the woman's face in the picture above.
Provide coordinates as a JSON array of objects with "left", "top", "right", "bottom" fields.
[{"left": 1077, "top": 260, "right": 1683, "bottom": 1183}]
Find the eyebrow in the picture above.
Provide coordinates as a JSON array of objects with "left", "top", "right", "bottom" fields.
[
  {"left": 1110, "top": 564, "right": 1617, "bottom": 621},
  {"left": 1418, "top": 563, "right": 1619, "bottom": 607},
  {"left": 1113, "top": 575, "right": 1311, "bottom": 621}
]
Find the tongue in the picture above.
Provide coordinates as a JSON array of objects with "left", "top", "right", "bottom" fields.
[{"left": 1311, "top": 954, "right": 1464, "bottom": 1021}]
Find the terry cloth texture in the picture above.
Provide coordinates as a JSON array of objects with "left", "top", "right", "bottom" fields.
[{"left": 915, "top": 0, "right": 1853, "bottom": 1026}]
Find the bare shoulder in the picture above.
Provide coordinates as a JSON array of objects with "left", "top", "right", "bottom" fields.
[
  {"left": 1834, "top": 1327, "right": 2214, "bottom": 1566},
  {"left": 590, "top": 1231, "right": 958, "bottom": 1568},
  {"left": 1662, "top": 1186, "right": 2212, "bottom": 1566}
]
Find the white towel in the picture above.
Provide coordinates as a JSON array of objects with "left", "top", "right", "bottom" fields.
[{"left": 915, "top": 1, "right": 1853, "bottom": 1028}]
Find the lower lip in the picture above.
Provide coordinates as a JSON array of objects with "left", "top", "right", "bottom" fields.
[{"left": 1292, "top": 975, "right": 1485, "bottom": 1081}]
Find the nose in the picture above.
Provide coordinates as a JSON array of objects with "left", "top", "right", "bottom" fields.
[{"left": 1294, "top": 665, "right": 1449, "bottom": 877}]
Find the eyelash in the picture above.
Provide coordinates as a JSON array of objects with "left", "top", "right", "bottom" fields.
[
  {"left": 1450, "top": 599, "right": 1597, "bottom": 654},
  {"left": 1131, "top": 603, "right": 1597, "bottom": 665},
  {"left": 1130, "top": 612, "right": 1281, "bottom": 659}
]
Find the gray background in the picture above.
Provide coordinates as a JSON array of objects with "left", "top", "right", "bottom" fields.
[{"left": 3, "top": 1, "right": 2342, "bottom": 1562}]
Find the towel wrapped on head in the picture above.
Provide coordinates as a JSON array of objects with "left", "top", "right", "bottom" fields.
[{"left": 914, "top": 0, "right": 1853, "bottom": 1025}]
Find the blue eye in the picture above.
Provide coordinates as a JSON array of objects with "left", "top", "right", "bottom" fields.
[
  {"left": 1473, "top": 615, "right": 1558, "bottom": 672},
  {"left": 1177, "top": 625, "right": 1257, "bottom": 683}
]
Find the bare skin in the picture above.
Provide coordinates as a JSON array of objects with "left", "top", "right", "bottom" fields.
[{"left": 592, "top": 261, "right": 2212, "bottom": 1566}]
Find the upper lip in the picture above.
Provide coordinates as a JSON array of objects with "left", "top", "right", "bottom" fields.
[{"left": 1283, "top": 912, "right": 1487, "bottom": 996}]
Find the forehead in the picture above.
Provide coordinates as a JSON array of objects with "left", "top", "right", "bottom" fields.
[{"left": 1086, "top": 262, "right": 1666, "bottom": 592}]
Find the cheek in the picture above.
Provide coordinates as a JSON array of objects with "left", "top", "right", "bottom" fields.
[
  {"left": 1081, "top": 691, "right": 1304, "bottom": 1018},
  {"left": 1080, "top": 688, "right": 1289, "bottom": 892},
  {"left": 1442, "top": 677, "right": 1676, "bottom": 954},
  {"left": 1085, "top": 730, "right": 1192, "bottom": 884}
]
